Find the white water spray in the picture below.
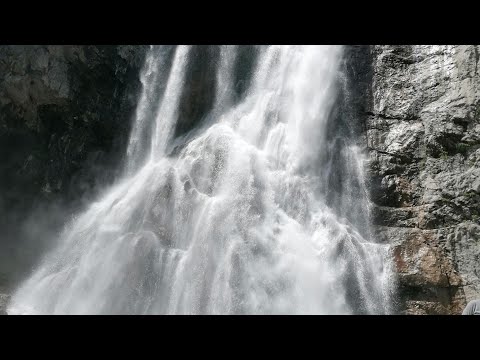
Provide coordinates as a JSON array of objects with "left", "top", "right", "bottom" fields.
[{"left": 8, "top": 45, "right": 395, "bottom": 314}]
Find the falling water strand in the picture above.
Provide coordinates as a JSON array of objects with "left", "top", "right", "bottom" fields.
[{"left": 8, "top": 45, "right": 395, "bottom": 315}]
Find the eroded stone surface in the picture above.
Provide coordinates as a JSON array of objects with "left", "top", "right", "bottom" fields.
[
  {"left": 350, "top": 45, "right": 480, "bottom": 314},
  {"left": 0, "top": 45, "right": 148, "bottom": 288}
]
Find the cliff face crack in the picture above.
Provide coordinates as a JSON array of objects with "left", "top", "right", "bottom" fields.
[
  {"left": 367, "top": 146, "right": 411, "bottom": 161},
  {"left": 364, "top": 111, "right": 419, "bottom": 122}
]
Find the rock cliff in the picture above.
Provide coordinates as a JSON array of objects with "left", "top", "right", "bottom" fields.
[
  {"left": 349, "top": 45, "right": 480, "bottom": 314},
  {"left": 0, "top": 45, "right": 148, "bottom": 293}
]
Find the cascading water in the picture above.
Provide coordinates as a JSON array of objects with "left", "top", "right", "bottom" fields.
[{"left": 8, "top": 45, "right": 396, "bottom": 315}]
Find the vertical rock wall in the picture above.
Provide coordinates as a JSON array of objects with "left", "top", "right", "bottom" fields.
[
  {"left": 350, "top": 45, "right": 480, "bottom": 314},
  {"left": 0, "top": 45, "right": 148, "bottom": 292}
]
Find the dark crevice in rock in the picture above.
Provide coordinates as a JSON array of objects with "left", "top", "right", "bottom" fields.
[
  {"left": 365, "top": 111, "right": 419, "bottom": 122},
  {"left": 174, "top": 46, "right": 220, "bottom": 138}
]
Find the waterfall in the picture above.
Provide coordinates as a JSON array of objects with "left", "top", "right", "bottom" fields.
[{"left": 8, "top": 45, "right": 395, "bottom": 315}]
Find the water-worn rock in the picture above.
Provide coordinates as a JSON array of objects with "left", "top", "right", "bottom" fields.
[
  {"left": 0, "top": 45, "right": 148, "bottom": 287},
  {"left": 349, "top": 45, "right": 480, "bottom": 314}
]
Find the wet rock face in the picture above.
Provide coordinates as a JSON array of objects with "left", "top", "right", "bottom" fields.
[
  {"left": 350, "top": 45, "right": 480, "bottom": 314},
  {"left": 0, "top": 294, "right": 10, "bottom": 315},
  {"left": 0, "top": 45, "right": 148, "bottom": 207},
  {"left": 0, "top": 45, "right": 148, "bottom": 287},
  {"left": 175, "top": 45, "right": 220, "bottom": 138}
]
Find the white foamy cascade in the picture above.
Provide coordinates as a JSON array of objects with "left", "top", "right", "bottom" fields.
[{"left": 8, "top": 45, "right": 395, "bottom": 315}]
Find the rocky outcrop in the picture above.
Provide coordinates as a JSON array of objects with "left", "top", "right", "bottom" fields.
[
  {"left": 0, "top": 45, "right": 148, "bottom": 289},
  {"left": 349, "top": 45, "right": 480, "bottom": 314}
]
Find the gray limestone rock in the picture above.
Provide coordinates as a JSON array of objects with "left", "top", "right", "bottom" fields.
[{"left": 349, "top": 45, "right": 480, "bottom": 314}]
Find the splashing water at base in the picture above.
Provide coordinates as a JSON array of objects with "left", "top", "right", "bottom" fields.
[{"left": 8, "top": 45, "right": 395, "bottom": 315}]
